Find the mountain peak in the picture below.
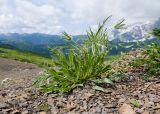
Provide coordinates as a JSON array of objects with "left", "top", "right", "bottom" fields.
[{"left": 111, "top": 18, "right": 160, "bottom": 42}]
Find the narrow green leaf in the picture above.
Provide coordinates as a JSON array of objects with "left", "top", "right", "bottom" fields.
[
  {"left": 103, "top": 78, "right": 114, "bottom": 84},
  {"left": 92, "top": 86, "right": 106, "bottom": 92}
]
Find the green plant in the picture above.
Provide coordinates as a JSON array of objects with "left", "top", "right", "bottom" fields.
[
  {"left": 37, "top": 102, "right": 51, "bottom": 111},
  {"left": 130, "top": 28, "right": 160, "bottom": 80},
  {"left": 34, "top": 17, "right": 125, "bottom": 93},
  {"left": 130, "top": 99, "right": 141, "bottom": 108}
]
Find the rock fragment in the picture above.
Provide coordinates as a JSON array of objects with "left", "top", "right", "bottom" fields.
[{"left": 119, "top": 103, "right": 136, "bottom": 114}]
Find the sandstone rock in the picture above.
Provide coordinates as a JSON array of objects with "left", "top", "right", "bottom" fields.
[
  {"left": 119, "top": 103, "right": 136, "bottom": 114},
  {"left": 142, "top": 111, "right": 149, "bottom": 114},
  {"left": 11, "top": 110, "right": 20, "bottom": 114},
  {"left": 0, "top": 102, "right": 9, "bottom": 109},
  {"left": 21, "top": 110, "right": 29, "bottom": 114},
  {"left": 39, "top": 111, "right": 47, "bottom": 114}
]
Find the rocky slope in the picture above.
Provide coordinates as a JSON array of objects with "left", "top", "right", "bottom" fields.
[{"left": 0, "top": 51, "right": 160, "bottom": 114}]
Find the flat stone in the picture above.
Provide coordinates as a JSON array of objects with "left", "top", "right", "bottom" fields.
[
  {"left": 119, "top": 103, "right": 136, "bottom": 114},
  {"left": 105, "top": 103, "right": 117, "bottom": 108},
  {"left": 118, "top": 98, "right": 126, "bottom": 104},
  {"left": 135, "top": 107, "right": 145, "bottom": 113},
  {"left": 21, "top": 110, "right": 29, "bottom": 114},
  {"left": 19, "top": 102, "right": 28, "bottom": 107},
  {"left": 0, "top": 102, "right": 9, "bottom": 109},
  {"left": 142, "top": 111, "right": 149, "bottom": 114},
  {"left": 11, "top": 110, "right": 20, "bottom": 114},
  {"left": 145, "top": 101, "right": 154, "bottom": 108},
  {"left": 39, "top": 112, "right": 47, "bottom": 114}
]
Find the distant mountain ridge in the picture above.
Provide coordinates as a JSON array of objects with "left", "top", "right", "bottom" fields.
[
  {"left": 0, "top": 33, "right": 64, "bottom": 45},
  {"left": 0, "top": 33, "right": 87, "bottom": 56},
  {"left": 0, "top": 18, "right": 160, "bottom": 43},
  {"left": 0, "top": 18, "right": 160, "bottom": 56}
]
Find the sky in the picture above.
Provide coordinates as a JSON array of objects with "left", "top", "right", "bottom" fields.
[{"left": 0, "top": 0, "right": 160, "bottom": 35}]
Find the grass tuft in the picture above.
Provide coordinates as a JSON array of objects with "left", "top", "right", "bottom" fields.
[{"left": 34, "top": 17, "right": 125, "bottom": 93}]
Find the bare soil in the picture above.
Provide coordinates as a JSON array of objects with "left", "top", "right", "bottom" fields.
[{"left": 0, "top": 58, "right": 43, "bottom": 89}]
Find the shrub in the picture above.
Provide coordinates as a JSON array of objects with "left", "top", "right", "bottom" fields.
[
  {"left": 34, "top": 17, "right": 125, "bottom": 93},
  {"left": 131, "top": 28, "right": 160, "bottom": 80}
]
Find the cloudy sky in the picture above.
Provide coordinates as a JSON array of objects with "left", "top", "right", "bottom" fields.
[{"left": 0, "top": 0, "right": 160, "bottom": 34}]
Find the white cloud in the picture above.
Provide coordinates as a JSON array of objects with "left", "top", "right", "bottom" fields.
[
  {"left": 0, "top": 0, "right": 159, "bottom": 34},
  {"left": 66, "top": 0, "right": 160, "bottom": 24},
  {"left": 0, "top": 0, "right": 63, "bottom": 34}
]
